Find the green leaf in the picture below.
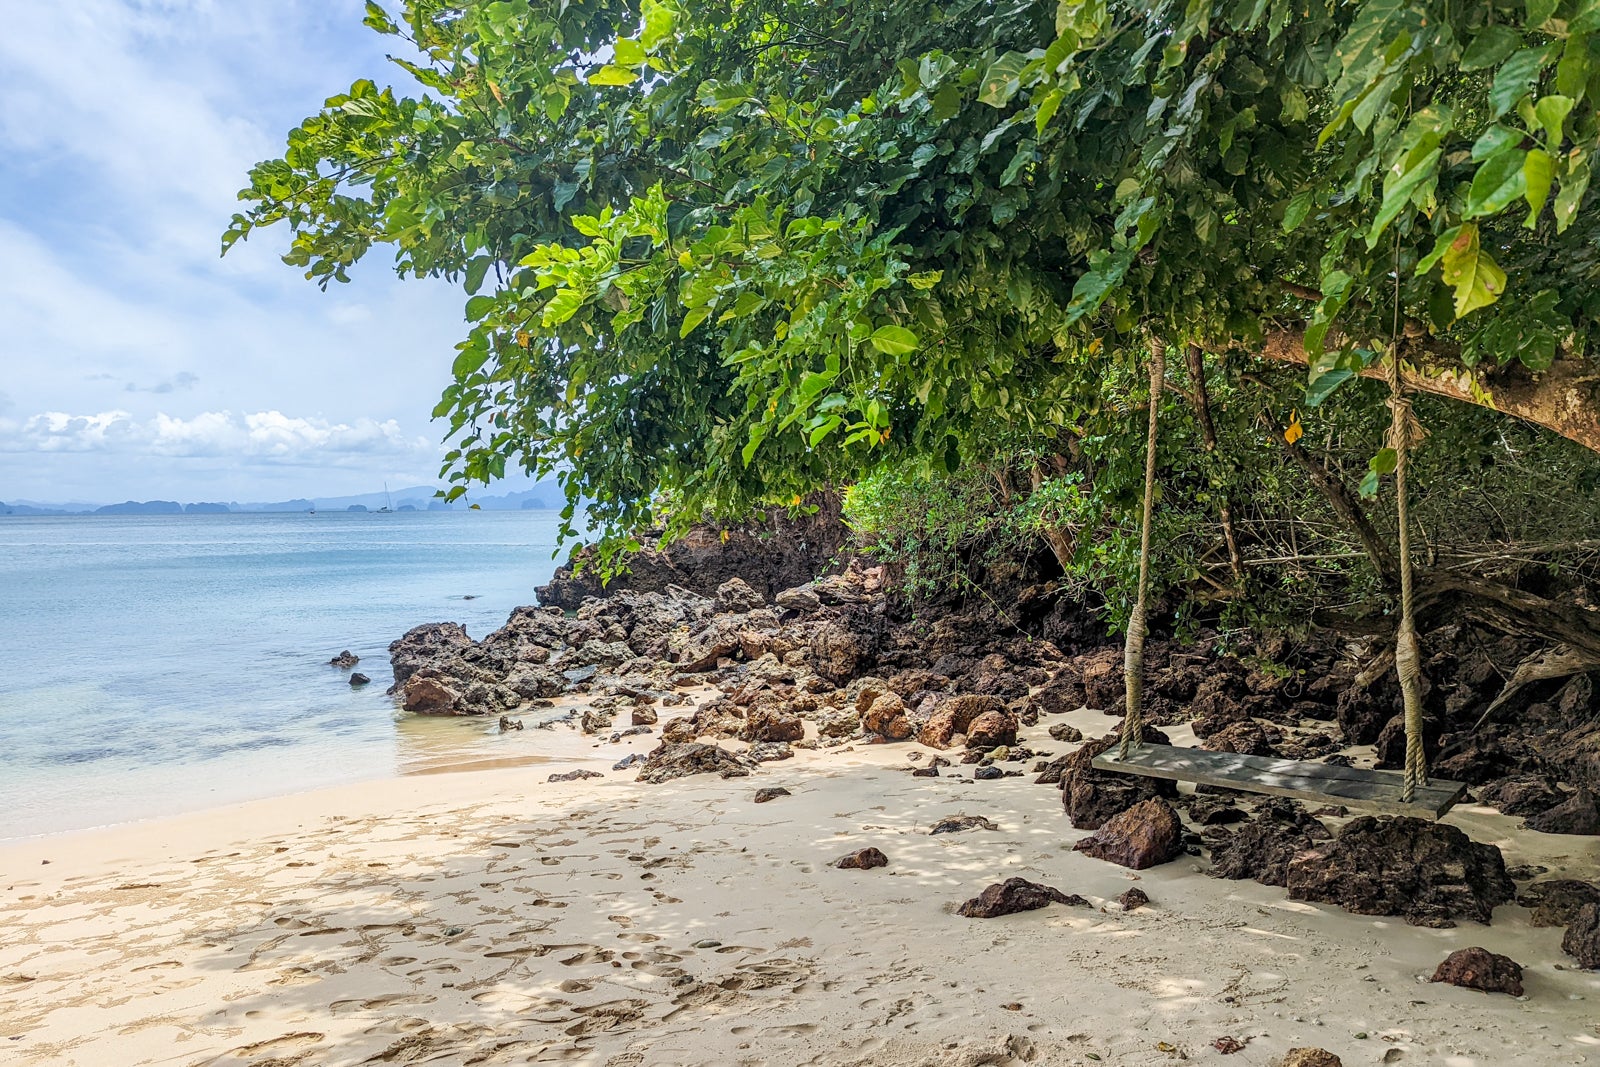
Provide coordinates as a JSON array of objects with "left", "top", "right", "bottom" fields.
[
  {"left": 1490, "top": 48, "right": 1549, "bottom": 117},
  {"left": 741, "top": 424, "right": 768, "bottom": 466},
  {"left": 1367, "top": 146, "right": 1440, "bottom": 248},
  {"left": 465, "top": 294, "right": 496, "bottom": 321},
  {"left": 452, "top": 345, "right": 490, "bottom": 376},
  {"left": 542, "top": 287, "right": 584, "bottom": 325},
  {"left": 1525, "top": 0, "right": 1559, "bottom": 29},
  {"left": 978, "top": 52, "right": 1030, "bottom": 108},
  {"left": 641, "top": 0, "right": 677, "bottom": 50},
  {"left": 1554, "top": 159, "right": 1591, "bottom": 231},
  {"left": 613, "top": 38, "right": 647, "bottom": 65},
  {"left": 1533, "top": 95, "right": 1574, "bottom": 145},
  {"left": 1461, "top": 25, "right": 1521, "bottom": 71},
  {"left": 1304, "top": 367, "right": 1354, "bottom": 407},
  {"left": 1358, "top": 469, "right": 1381, "bottom": 498},
  {"left": 1464, "top": 148, "right": 1528, "bottom": 217},
  {"left": 1523, "top": 148, "right": 1556, "bottom": 225},
  {"left": 464, "top": 256, "right": 492, "bottom": 295},
  {"left": 907, "top": 270, "right": 944, "bottom": 290},
  {"left": 1471, "top": 125, "right": 1522, "bottom": 162},
  {"left": 1282, "top": 190, "right": 1314, "bottom": 233},
  {"left": 1034, "top": 87, "right": 1064, "bottom": 133},
  {"left": 679, "top": 305, "right": 711, "bottom": 338},
  {"left": 1369, "top": 447, "right": 1398, "bottom": 475},
  {"left": 1556, "top": 36, "right": 1590, "bottom": 98},
  {"left": 869, "top": 324, "right": 920, "bottom": 355},
  {"left": 589, "top": 65, "right": 639, "bottom": 87},
  {"left": 1438, "top": 223, "right": 1508, "bottom": 317}
]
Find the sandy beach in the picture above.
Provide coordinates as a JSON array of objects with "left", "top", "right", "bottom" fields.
[{"left": 3, "top": 706, "right": 1598, "bottom": 1067}]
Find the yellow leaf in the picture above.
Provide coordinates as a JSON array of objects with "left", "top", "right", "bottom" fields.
[
  {"left": 720, "top": 530, "right": 729, "bottom": 543},
  {"left": 516, "top": 330, "right": 530, "bottom": 347},
  {"left": 1284, "top": 411, "right": 1304, "bottom": 444},
  {"left": 790, "top": 494, "right": 802, "bottom": 505}
]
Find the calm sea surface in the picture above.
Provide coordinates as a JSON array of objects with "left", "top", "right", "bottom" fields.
[{"left": 0, "top": 511, "right": 568, "bottom": 840}]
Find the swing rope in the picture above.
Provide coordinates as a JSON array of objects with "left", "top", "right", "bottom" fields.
[
  {"left": 1386, "top": 346, "right": 1429, "bottom": 802},
  {"left": 1119, "top": 335, "right": 1165, "bottom": 760}
]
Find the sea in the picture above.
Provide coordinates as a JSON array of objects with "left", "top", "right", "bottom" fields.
[{"left": 0, "top": 510, "right": 570, "bottom": 841}]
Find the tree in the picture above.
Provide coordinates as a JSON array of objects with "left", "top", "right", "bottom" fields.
[{"left": 230, "top": 0, "right": 1599, "bottom": 523}]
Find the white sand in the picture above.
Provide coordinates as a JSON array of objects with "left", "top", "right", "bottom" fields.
[{"left": 3, "top": 708, "right": 1598, "bottom": 1066}]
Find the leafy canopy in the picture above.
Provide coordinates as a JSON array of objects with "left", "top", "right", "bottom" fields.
[{"left": 227, "top": 0, "right": 1600, "bottom": 556}]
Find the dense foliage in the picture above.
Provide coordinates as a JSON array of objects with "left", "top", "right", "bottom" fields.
[{"left": 227, "top": 0, "right": 1600, "bottom": 600}]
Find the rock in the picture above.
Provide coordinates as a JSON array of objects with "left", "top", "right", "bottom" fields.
[
  {"left": 1200, "top": 719, "right": 1278, "bottom": 757},
  {"left": 1518, "top": 879, "right": 1600, "bottom": 927},
  {"left": 348, "top": 672, "right": 371, "bottom": 687},
  {"left": 1334, "top": 685, "right": 1392, "bottom": 745},
  {"left": 1285, "top": 816, "right": 1514, "bottom": 926},
  {"left": 631, "top": 705, "right": 659, "bottom": 726},
  {"left": 1562, "top": 903, "right": 1600, "bottom": 968},
  {"left": 862, "top": 692, "right": 914, "bottom": 741},
  {"left": 1525, "top": 785, "right": 1600, "bottom": 835},
  {"left": 754, "top": 787, "right": 791, "bottom": 803},
  {"left": 1058, "top": 729, "right": 1178, "bottom": 829},
  {"left": 1048, "top": 722, "right": 1083, "bottom": 743},
  {"left": 548, "top": 769, "right": 604, "bottom": 783},
  {"left": 584, "top": 705, "right": 622, "bottom": 734},
  {"left": 930, "top": 814, "right": 998, "bottom": 834},
  {"left": 402, "top": 674, "right": 461, "bottom": 714},
  {"left": 965, "top": 708, "right": 1019, "bottom": 749},
  {"left": 917, "top": 695, "right": 1008, "bottom": 749},
  {"left": 389, "top": 622, "right": 476, "bottom": 689},
  {"left": 744, "top": 703, "right": 806, "bottom": 743},
  {"left": 958, "top": 877, "right": 1088, "bottom": 918},
  {"left": 1117, "top": 887, "right": 1150, "bottom": 911},
  {"left": 1279, "top": 1051, "right": 1342, "bottom": 1067},
  {"left": 1213, "top": 1037, "right": 1245, "bottom": 1054},
  {"left": 774, "top": 586, "right": 823, "bottom": 614},
  {"left": 608, "top": 725, "right": 653, "bottom": 742},
  {"left": 715, "top": 577, "right": 765, "bottom": 613},
  {"left": 676, "top": 617, "right": 747, "bottom": 673},
  {"left": 817, "top": 706, "right": 860, "bottom": 738},
  {"left": 497, "top": 715, "right": 523, "bottom": 731},
  {"left": 1184, "top": 794, "right": 1247, "bottom": 826},
  {"left": 1208, "top": 798, "right": 1331, "bottom": 887},
  {"left": 635, "top": 742, "right": 751, "bottom": 784},
  {"left": 613, "top": 753, "right": 647, "bottom": 770},
  {"left": 1078, "top": 648, "right": 1124, "bottom": 710},
  {"left": 832, "top": 847, "right": 888, "bottom": 870},
  {"left": 810, "top": 618, "right": 874, "bottom": 683},
  {"left": 1374, "top": 712, "right": 1444, "bottom": 770},
  {"left": 748, "top": 741, "right": 794, "bottom": 762},
  {"left": 1506, "top": 864, "right": 1549, "bottom": 880},
  {"left": 973, "top": 766, "right": 1004, "bottom": 780},
  {"left": 1477, "top": 774, "right": 1568, "bottom": 816},
  {"left": 1429, "top": 947, "right": 1525, "bottom": 996},
  {"left": 330, "top": 650, "right": 360, "bottom": 668},
  {"left": 1073, "top": 796, "right": 1184, "bottom": 870}
]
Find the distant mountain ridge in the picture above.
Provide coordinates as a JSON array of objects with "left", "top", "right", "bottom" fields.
[{"left": 1, "top": 481, "right": 565, "bottom": 516}]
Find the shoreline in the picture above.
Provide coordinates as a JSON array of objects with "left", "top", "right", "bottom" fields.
[{"left": 4, "top": 708, "right": 1598, "bottom": 1066}]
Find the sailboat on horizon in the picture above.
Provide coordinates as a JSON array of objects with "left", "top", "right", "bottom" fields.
[{"left": 376, "top": 482, "right": 393, "bottom": 513}]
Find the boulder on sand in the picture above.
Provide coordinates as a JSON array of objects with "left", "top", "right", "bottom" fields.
[
  {"left": 1563, "top": 903, "right": 1600, "bottom": 969},
  {"left": 958, "top": 877, "right": 1087, "bottom": 918},
  {"left": 635, "top": 742, "right": 751, "bottom": 784},
  {"left": 1072, "top": 796, "right": 1184, "bottom": 870},
  {"left": 1285, "top": 815, "right": 1514, "bottom": 927},
  {"left": 402, "top": 674, "right": 461, "bottom": 714},
  {"left": 1057, "top": 729, "right": 1178, "bottom": 829},
  {"left": 1429, "top": 947, "right": 1524, "bottom": 995}
]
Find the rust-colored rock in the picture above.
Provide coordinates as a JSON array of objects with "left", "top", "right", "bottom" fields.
[
  {"left": 832, "top": 847, "right": 888, "bottom": 870},
  {"left": 916, "top": 695, "right": 1007, "bottom": 750},
  {"left": 743, "top": 703, "right": 805, "bottom": 743},
  {"left": 1117, "top": 887, "right": 1150, "bottom": 910},
  {"left": 957, "top": 877, "right": 1087, "bottom": 917},
  {"left": 1073, "top": 796, "right": 1184, "bottom": 870},
  {"left": 863, "top": 693, "right": 913, "bottom": 740},
  {"left": 965, "top": 708, "right": 1018, "bottom": 749},
  {"left": 1429, "top": 947, "right": 1524, "bottom": 995},
  {"left": 402, "top": 674, "right": 461, "bottom": 714}
]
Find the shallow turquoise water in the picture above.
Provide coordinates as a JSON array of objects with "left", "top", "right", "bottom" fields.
[{"left": 0, "top": 511, "right": 566, "bottom": 839}]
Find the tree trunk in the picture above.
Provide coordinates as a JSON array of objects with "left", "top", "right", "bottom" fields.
[
  {"left": 1184, "top": 344, "right": 1245, "bottom": 585},
  {"left": 1256, "top": 329, "right": 1600, "bottom": 456},
  {"left": 1279, "top": 437, "right": 1400, "bottom": 590}
]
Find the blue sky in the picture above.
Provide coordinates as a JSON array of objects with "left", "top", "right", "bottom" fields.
[{"left": 0, "top": 1, "right": 531, "bottom": 503}]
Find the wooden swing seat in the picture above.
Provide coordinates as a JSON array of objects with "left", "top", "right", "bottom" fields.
[{"left": 1092, "top": 743, "right": 1467, "bottom": 819}]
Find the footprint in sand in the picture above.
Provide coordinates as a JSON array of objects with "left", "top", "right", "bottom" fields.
[{"left": 206, "top": 1030, "right": 325, "bottom": 1063}]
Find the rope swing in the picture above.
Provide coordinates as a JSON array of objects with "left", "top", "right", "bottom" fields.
[
  {"left": 1386, "top": 345, "right": 1429, "bottom": 802},
  {"left": 1119, "top": 335, "right": 1165, "bottom": 760}
]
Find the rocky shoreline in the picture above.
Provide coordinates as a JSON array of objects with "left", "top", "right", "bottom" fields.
[{"left": 384, "top": 529, "right": 1600, "bottom": 980}]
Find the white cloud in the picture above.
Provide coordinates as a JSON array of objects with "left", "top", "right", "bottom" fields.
[{"left": 6, "top": 409, "right": 433, "bottom": 465}]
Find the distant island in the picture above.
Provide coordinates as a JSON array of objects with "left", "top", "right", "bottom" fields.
[{"left": 0, "top": 484, "right": 565, "bottom": 517}]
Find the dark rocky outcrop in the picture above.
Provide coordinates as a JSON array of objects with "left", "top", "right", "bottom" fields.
[
  {"left": 1517, "top": 879, "right": 1600, "bottom": 927},
  {"left": 1208, "top": 799, "right": 1331, "bottom": 886},
  {"left": 754, "top": 787, "right": 791, "bottom": 803},
  {"left": 1057, "top": 729, "right": 1178, "bottom": 829},
  {"left": 402, "top": 673, "right": 460, "bottom": 714},
  {"left": 329, "top": 650, "right": 359, "bottom": 668},
  {"left": 548, "top": 769, "right": 604, "bottom": 783},
  {"left": 635, "top": 742, "right": 751, "bottom": 784},
  {"left": 348, "top": 672, "right": 371, "bottom": 687},
  {"left": 1285, "top": 816, "right": 1514, "bottom": 927},
  {"left": 1073, "top": 796, "right": 1184, "bottom": 870},
  {"left": 1524, "top": 785, "right": 1600, "bottom": 835},
  {"left": 1117, "top": 887, "right": 1151, "bottom": 910},
  {"left": 388, "top": 622, "right": 476, "bottom": 689},
  {"left": 957, "top": 878, "right": 1087, "bottom": 917},
  {"left": 1429, "top": 947, "right": 1524, "bottom": 995},
  {"left": 1562, "top": 903, "right": 1600, "bottom": 969},
  {"left": 1476, "top": 774, "right": 1568, "bottom": 816},
  {"left": 930, "top": 814, "right": 998, "bottom": 834}
]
